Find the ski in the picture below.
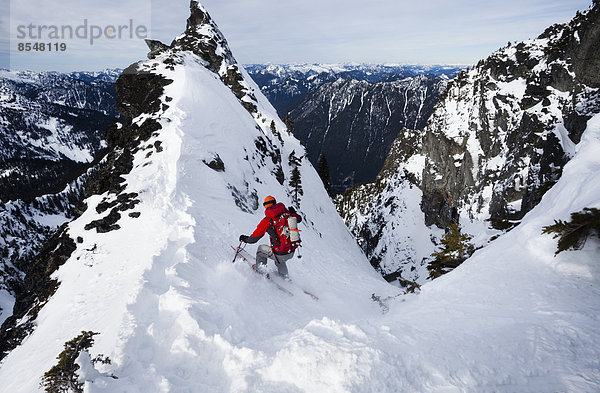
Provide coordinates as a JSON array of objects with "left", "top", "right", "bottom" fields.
[
  {"left": 231, "top": 245, "right": 294, "bottom": 296},
  {"left": 301, "top": 289, "right": 319, "bottom": 301},
  {"left": 230, "top": 245, "right": 316, "bottom": 299},
  {"left": 265, "top": 275, "right": 294, "bottom": 296},
  {"left": 268, "top": 271, "right": 319, "bottom": 301}
]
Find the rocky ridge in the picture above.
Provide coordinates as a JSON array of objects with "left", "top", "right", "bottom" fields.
[{"left": 0, "top": 0, "right": 280, "bottom": 358}]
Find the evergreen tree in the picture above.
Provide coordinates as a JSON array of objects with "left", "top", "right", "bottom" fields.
[
  {"left": 427, "top": 222, "right": 474, "bottom": 279},
  {"left": 289, "top": 166, "right": 303, "bottom": 206},
  {"left": 542, "top": 207, "right": 600, "bottom": 255},
  {"left": 288, "top": 150, "right": 302, "bottom": 167},
  {"left": 270, "top": 120, "right": 283, "bottom": 144},
  {"left": 317, "top": 154, "right": 332, "bottom": 196},
  {"left": 283, "top": 115, "right": 294, "bottom": 135},
  {"left": 42, "top": 331, "right": 99, "bottom": 393}
]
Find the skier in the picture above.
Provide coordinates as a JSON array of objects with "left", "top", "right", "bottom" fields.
[{"left": 239, "top": 195, "right": 302, "bottom": 279}]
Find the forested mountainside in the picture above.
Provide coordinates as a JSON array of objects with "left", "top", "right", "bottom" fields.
[
  {"left": 0, "top": 70, "right": 120, "bottom": 201},
  {"left": 289, "top": 75, "right": 449, "bottom": 194},
  {"left": 247, "top": 64, "right": 462, "bottom": 194}
]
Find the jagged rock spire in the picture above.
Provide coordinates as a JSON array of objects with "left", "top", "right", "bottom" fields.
[
  {"left": 170, "top": 1, "right": 236, "bottom": 74},
  {"left": 145, "top": 1, "right": 258, "bottom": 113}
]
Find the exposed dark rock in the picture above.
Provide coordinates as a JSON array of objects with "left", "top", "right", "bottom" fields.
[
  {"left": 564, "top": 111, "right": 591, "bottom": 144},
  {"left": 96, "top": 192, "right": 140, "bottom": 214},
  {"left": 0, "top": 224, "right": 76, "bottom": 359},
  {"left": 421, "top": 189, "right": 459, "bottom": 228},
  {"left": 229, "top": 184, "right": 259, "bottom": 213},
  {"left": 203, "top": 155, "right": 225, "bottom": 172},
  {"left": 84, "top": 208, "right": 121, "bottom": 233},
  {"left": 145, "top": 39, "right": 170, "bottom": 59},
  {"left": 565, "top": 6, "right": 600, "bottom": 88}
]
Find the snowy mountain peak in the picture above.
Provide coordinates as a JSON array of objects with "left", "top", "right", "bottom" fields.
[
  {"left": 170, "top": 1, "right": 236, "bottom": 70},
  {"left": 147, "top": 1, "right": 259, "bottom": 114},
  {"left": 419, "top": 1, "right": 600, "bottom": 228}
]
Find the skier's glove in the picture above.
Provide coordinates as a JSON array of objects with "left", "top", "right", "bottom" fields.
[
  {"left": 288, "top": 207, "right": 297, "bottom": 215},
  {"left": 239, "top": 235, "right": 249, "bottom": 243}
]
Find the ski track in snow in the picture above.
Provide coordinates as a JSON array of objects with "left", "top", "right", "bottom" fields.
[{"left": 0, "top": 57, "right": 599, "bottom": 392}]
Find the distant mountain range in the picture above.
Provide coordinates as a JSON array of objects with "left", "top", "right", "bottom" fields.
[
  {"left": 246, "top": 64, "right": 464, "bottom": 194},
  {"left": 0, "top": 69, "right": 121, "bottom": 201},
  {"left": 245, "top": 63, "right": 463, "bottom": 115}
]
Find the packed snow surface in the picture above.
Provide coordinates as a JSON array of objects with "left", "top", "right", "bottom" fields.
[{"left": 0, "top": 55, "right": 598, "bottom": 393}]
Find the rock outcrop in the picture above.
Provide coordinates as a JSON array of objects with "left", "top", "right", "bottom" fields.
[
  {"left": 337, "top": 2, "right": 600, "bottom": 283},
  {"left": 147, "top": 1, "right": 258, "bottom": 113},
  {"left": 421, "top": 3, "right": 600, "bottom": 226}
]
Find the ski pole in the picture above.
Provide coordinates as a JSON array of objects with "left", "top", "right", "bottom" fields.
[{"left": 232, "top": 241, "right": 242, "bottom": 263}]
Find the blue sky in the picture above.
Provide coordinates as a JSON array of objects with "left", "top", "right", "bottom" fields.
[{"left": 1, "top": 0, "right": 593, "bottom": 72}]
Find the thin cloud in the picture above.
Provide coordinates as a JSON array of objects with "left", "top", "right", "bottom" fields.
[
  {"left": 196, "top": 0, "right": 590, "bottom": 64},
  {"left": 4, "top": 0, "right": 593, "bottom": 71}
]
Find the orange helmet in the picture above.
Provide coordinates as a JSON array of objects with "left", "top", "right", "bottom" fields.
[{"left": 263, "top": 195, "right": 276, "bottom": 207}]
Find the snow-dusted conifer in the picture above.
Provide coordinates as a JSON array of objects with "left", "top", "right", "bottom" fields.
[
  {"left": 317, "top": 154, "right": 331, "bottom": 196},
  {"left": 270, "top": 120, "right": 283, "bottom": 144},
  {"left": 428, "top": 223, "right": 474, "bottom": 279},
  {"left": 542, "top": 207, "right": 600, "bottom": 255}
]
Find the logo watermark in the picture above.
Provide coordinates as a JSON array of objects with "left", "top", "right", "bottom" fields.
[
  {"left": 16, "top": 19, "right": 148, "bottom": 46},
  {"left": 9, "top": 0, "right": 152, "bottom": 71}
]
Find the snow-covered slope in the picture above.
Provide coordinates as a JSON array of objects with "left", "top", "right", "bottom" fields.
[
  {"left": 0, "top": 2, "right": 598, "bottom": 392},
  {"left": 0, "top": 50, "right": 390, "bottom": 390},
  {"left": 0, "top": 1, "right": 390, "bottom": 390}
]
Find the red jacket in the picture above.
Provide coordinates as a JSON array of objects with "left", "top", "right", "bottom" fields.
[{"left": 246, "top": 203, "right": 302, "bottom": 253}]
